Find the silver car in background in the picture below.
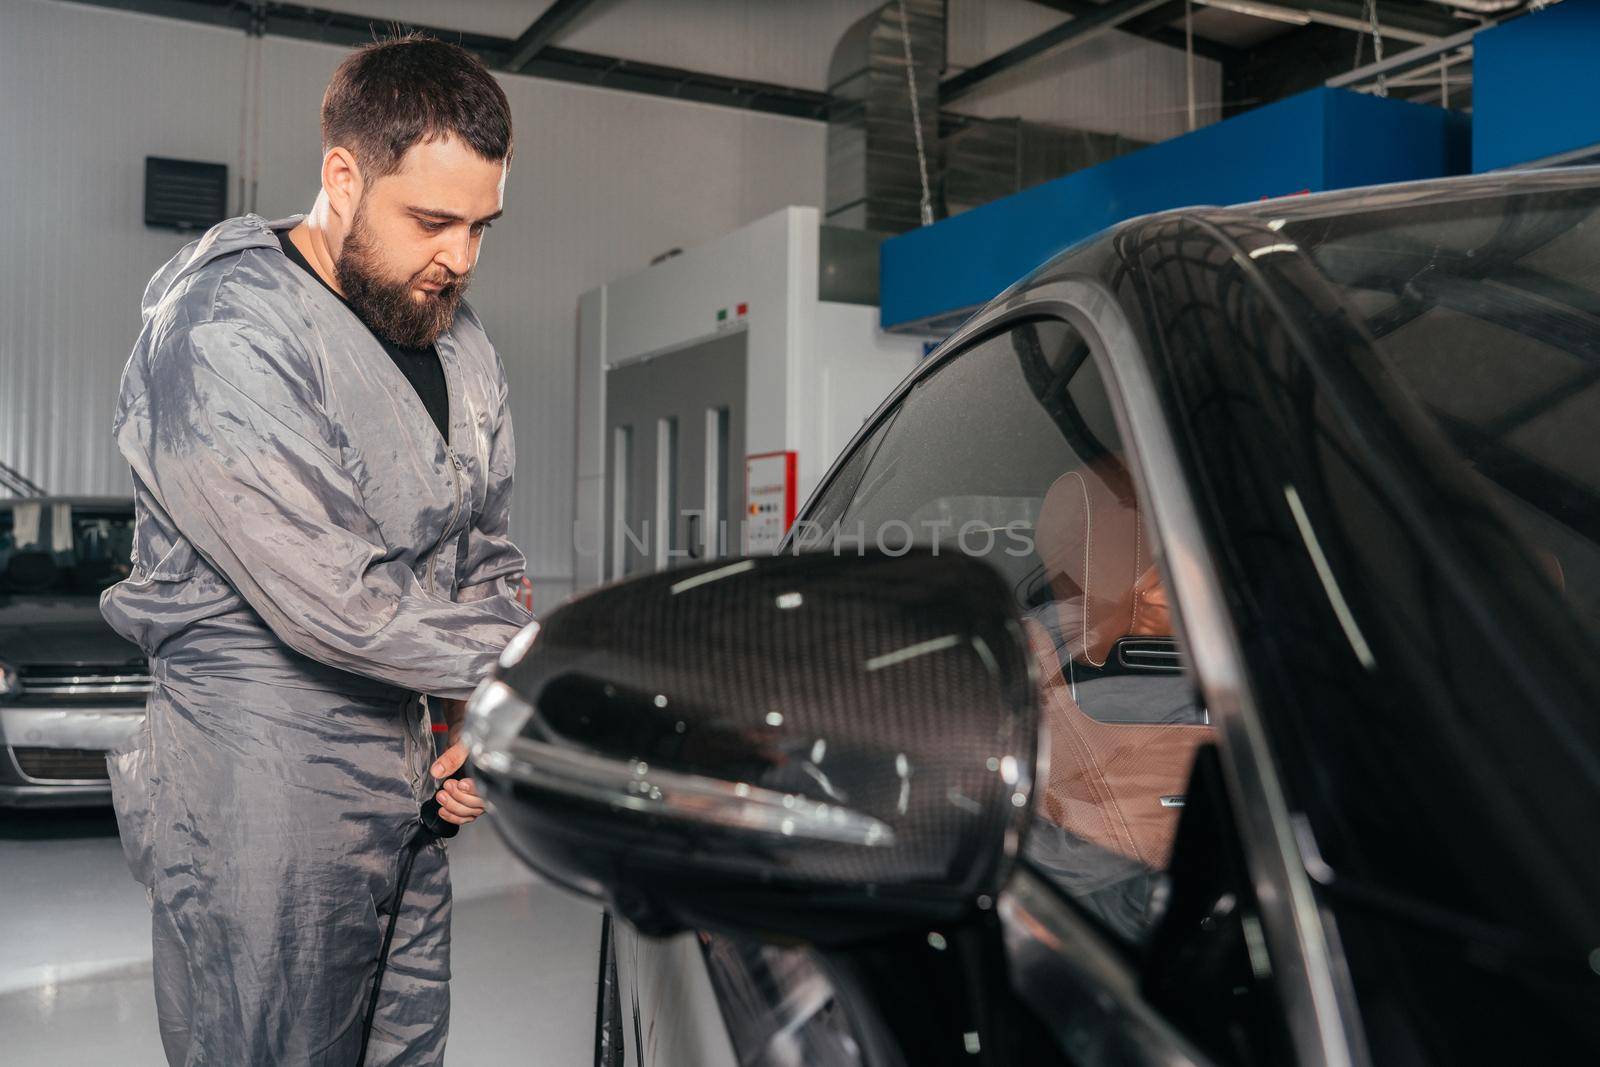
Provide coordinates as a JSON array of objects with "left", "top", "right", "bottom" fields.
[{"left": 0, "top": 497, "right": 148, "bottom": 807}]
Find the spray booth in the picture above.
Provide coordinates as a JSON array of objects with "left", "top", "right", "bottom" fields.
[{"left": 573, "top": 206, "right": 927, "bottom": 591}]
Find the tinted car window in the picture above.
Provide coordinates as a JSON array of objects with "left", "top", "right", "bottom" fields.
[
  {"left": 801, "top": 319, "right": 1210, "bottom": 944},
  {"left": 0, "top": 502, "right": 134, "bottom": 596}
]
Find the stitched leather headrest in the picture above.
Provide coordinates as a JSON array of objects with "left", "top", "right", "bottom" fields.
[{"left": 1036, "top": 458, "right": 1169, "bottom": 667}]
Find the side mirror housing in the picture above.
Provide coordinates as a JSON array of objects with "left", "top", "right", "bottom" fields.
[{"left": 465, "top": 550, "right": 1038, "bottom": 943}]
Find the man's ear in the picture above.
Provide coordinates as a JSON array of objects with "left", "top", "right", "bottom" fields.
[{"left": 321, "top": 146, "right": 364, "bottom": 225}]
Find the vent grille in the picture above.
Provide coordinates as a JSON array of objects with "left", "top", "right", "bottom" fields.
[
  {"left": 12, "top": 747, "right": 110, "bottom": 782},
  {"left": 144, "top": 156, "right": 228, "bottom": 232},
  {"left": 17, "top": 663, "right": 152, "bottom": 701},
  {"left": 1116, "top": 638, "right": 1185, "bottom": 673}
]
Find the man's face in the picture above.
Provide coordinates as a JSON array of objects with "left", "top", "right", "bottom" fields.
[{"left": 335, "top": 135, "right": 506, "bottom": 348}]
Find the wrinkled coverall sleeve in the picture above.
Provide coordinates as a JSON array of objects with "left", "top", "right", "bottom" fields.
[
  {"left": 148, "top": 318, "right": 529, "bottom": 699},
  {"left": 456, "top": 368, "right": 525, "bottom": 605}
]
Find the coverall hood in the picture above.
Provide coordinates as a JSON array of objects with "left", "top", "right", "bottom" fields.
[{"left": 140, "top": 213, "right": 285, "bottom": 321}]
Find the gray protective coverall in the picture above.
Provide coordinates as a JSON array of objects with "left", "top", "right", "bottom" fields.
[{"left": 100, "top": 213, "right": 533, "bottom": 1066}]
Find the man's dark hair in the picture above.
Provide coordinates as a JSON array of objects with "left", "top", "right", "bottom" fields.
[{"left": 321, "top": 34, "right": 513, "bottom": 180}]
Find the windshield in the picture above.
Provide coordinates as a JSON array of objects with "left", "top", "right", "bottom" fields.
[
  {"left": 0, "top": 502, "right": 134, "bottom": 596},
  {"left": 1280, "top": 182, "right": 1600, "bottom": 644},
  {"left": 1257, "top": 181, "right": 1600, "bottom": 1057},
  {"left": 1124, "top": 179, "right": 1600, "bottom": 1061}
]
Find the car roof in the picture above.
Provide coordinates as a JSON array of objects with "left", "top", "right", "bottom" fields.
[
  {"left": 992, "top": 165, "right": 1600, "bottom": 328},
  {"left": 1223, "top": 164, "right": 1600, "bottom": 225}
]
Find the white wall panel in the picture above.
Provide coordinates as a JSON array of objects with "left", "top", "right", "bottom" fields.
[{"left": 1, "top": 0, "right": 825, "bottom": 592}]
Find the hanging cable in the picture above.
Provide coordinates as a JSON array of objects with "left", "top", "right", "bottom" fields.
[
  {"left": 1364, "top": 0, "right": 1387, "bottom": 97},
  {"left": 235, "top": 21, "right": 254, "bottom": 215},
  {"left": 234, "top": 3, "right": 267, "bottom": 216},
  {"left": 249, "top": 2, "right": 265, "bottom": 214},
  {"left": 895, "top": 0, "right": 935, "bottom": 228},
  {"left": 1185, "top": 0, "right": 1196, "bottom": 131}
]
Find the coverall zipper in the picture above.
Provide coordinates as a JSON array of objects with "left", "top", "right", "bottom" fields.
[
  {"left": 426, "top": 448, "right": 465, "bottom": 596},
  {"left": 403, "top": 694, "right": 421, "bottom": 792}
]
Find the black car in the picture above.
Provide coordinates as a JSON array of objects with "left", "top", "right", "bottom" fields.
[
  {"left": 0, "top": 496, "right": 149, "bottom": 806},
  {"left": 466, "top": 168, "right": 1600, "bottom": 1066}
]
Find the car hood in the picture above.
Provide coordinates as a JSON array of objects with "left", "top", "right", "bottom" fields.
[{"left": 0, "top": 595, "right": 145, "bottom": 666}]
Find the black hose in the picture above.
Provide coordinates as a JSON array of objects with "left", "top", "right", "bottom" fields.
[
  {"left": 357, "top": 769, "right": 465, "bottom": 1065},
  {"left": 357, "top": 833, "right": 422, "bottom": 1066}
]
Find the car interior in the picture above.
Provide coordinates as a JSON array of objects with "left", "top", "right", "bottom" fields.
[{"left": 1024, "top": 457, "right": 1214, "bottom": 872}]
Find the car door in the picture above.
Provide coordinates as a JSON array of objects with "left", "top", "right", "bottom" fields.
[
  {"left": 599, "top": 291, "right": 1343, "bottom": 1066},
  {"left": 794, "top": 289, "right": 1391, "bottom": 1066}
]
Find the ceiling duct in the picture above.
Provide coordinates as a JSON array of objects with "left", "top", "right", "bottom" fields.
[
  {"left": 825, "top": 0, "right": 946, "bottom": 234},
  {"left": 941, "top": 116, "right": 1147, "bottom": 217}
]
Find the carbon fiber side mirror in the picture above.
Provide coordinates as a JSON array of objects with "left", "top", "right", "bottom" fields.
[{"left": 467, "top": 549, "right": 1039, "bottom": 943}]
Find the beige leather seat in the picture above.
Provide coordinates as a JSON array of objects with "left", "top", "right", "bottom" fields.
[{"left": 1026, "top": 458, "right": 1213, "bottom": 869}]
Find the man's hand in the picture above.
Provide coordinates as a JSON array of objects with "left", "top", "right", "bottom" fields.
[{"left": 429, "top": 698, "right": 486, "bottom": 827}]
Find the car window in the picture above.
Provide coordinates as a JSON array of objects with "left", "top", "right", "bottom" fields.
[
  {"left": 799, "top": 318, "right": 1210, "bottom": 945},
  {"left": 0, "top": 503, "right": 134, "bottom": 596}
]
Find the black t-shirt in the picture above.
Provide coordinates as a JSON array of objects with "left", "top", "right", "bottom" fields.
[{"left": 275, "top": 230, "right": 451, "bottom": 444}]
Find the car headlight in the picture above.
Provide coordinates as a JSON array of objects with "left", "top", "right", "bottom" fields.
[{"left": 0, "top": 661, "right": 18, "bottom": 699}]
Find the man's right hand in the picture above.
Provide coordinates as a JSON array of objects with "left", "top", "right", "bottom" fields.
[{"left": 429, "top": 738, "right": 487, "bottom": 827}]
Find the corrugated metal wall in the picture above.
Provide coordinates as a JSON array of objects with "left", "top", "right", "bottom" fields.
[
  {"left": 0, "top": 0, "right": 826, "bottom": 602},
  {"left": 0, "top": 1, "right": 250, "bottom": 498}
]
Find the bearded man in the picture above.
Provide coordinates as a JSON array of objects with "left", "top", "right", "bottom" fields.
[{"left": 100, "top": 35, "right": 532, "bottom": 1066}]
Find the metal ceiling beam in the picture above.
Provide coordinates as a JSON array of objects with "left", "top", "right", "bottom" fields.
[
  {"left": 505, "top": 0, "right": 604, "bottom": 73},
  {"left": 520, "top": 47, "right": 831, "bottom": 119},
  {"left": 1264, "top": 0, "right": 1463, "bottom": 40},
  {"left": 1027, "top": 0, "right": 1243, "bottom": 63},
  {"left": 942, "top": 0, "right": 1174, "bottom": 103},
  {"left": 58, "top": 0, "right": 833, "bottom": 120},
  {"left": 1326, "top": 24, "right": 1480, "bottom": 86}
]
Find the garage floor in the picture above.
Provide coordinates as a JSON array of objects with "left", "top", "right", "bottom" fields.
[{"left": 0, "top": 806, "right": 603, "bottom": 1064}]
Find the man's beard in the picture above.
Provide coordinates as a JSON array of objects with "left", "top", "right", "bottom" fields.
[{"left": 335, "top": 208, "right": 470, "bottom": 349}]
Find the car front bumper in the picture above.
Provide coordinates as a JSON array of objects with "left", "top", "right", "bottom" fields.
[{"left": 0, "top": 703, "right": 144, "bottom": 808}]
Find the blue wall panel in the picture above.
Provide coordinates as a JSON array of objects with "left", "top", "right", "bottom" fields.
[
  {"left": 1324, "top": 90, "right": 1471, "bottom": 189},
  {"left": 1473, "top": 2, "right": 1600, "bottom": 172},
  {"left": 882, "top": 87, "right": 1469, "bottom": 332}
]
